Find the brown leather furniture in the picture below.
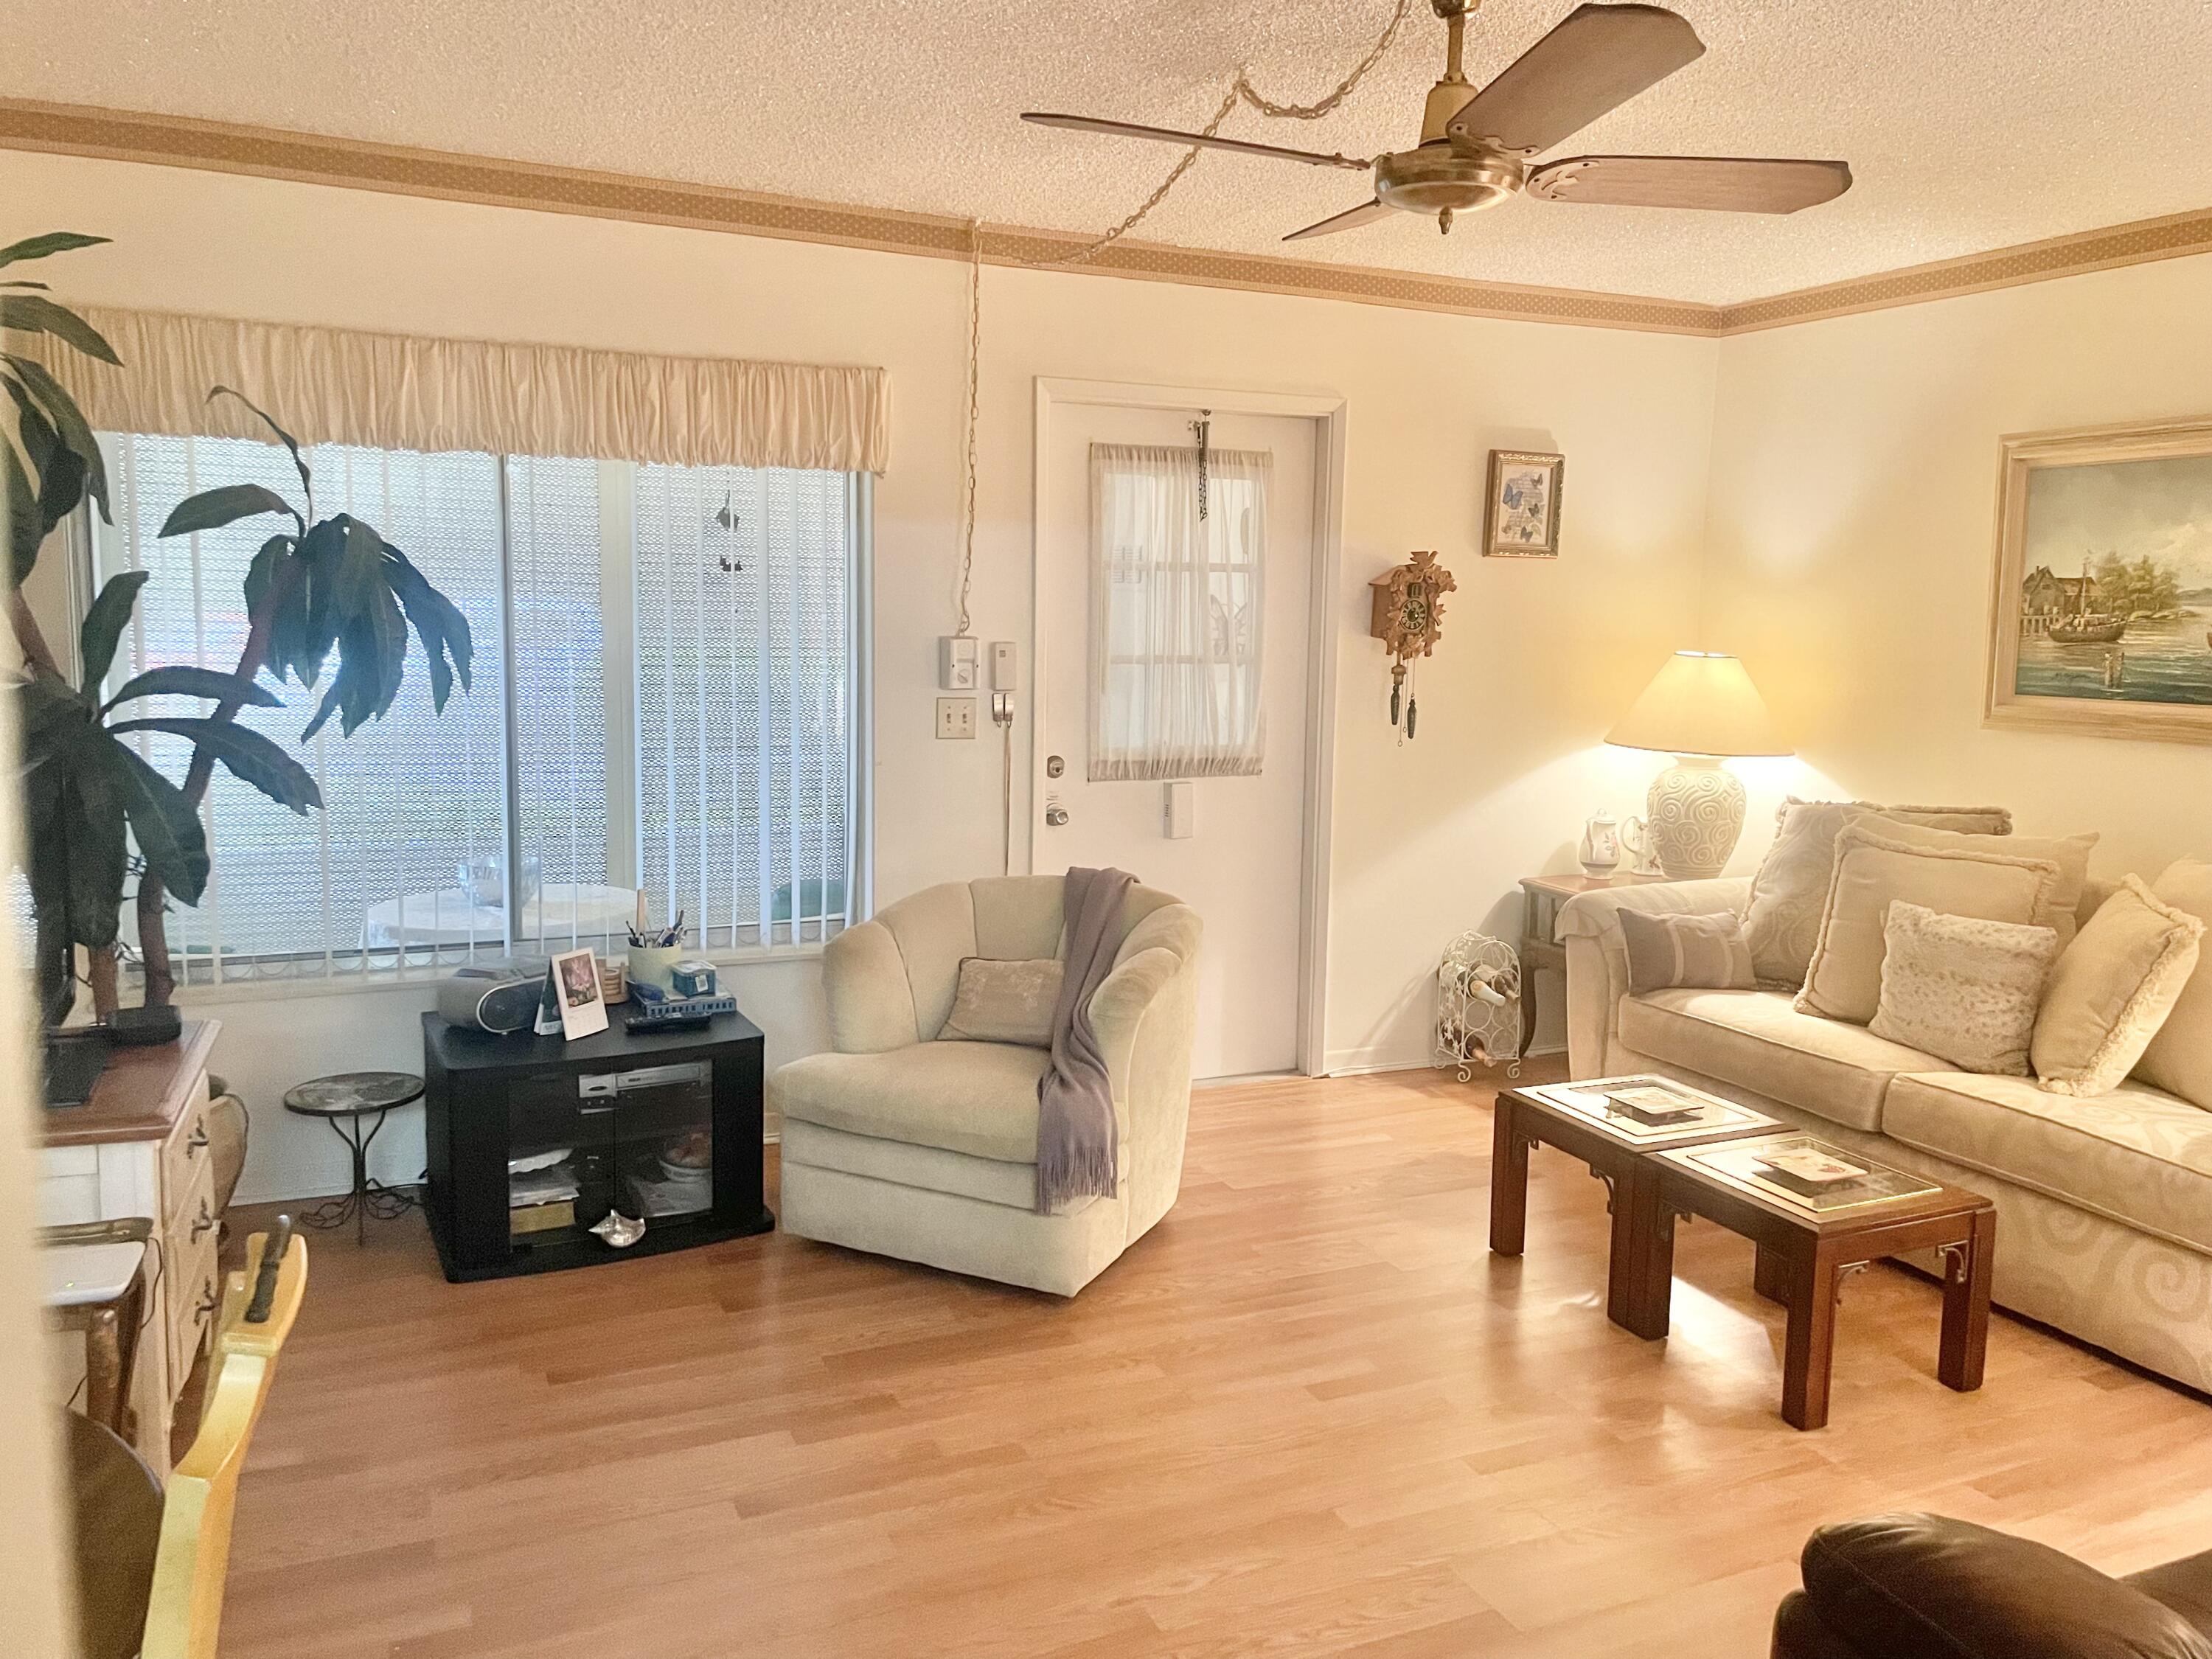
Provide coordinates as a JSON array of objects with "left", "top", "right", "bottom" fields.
[{"left": 1774, "top": 1513, "right": 2212, "bottom": 1659}]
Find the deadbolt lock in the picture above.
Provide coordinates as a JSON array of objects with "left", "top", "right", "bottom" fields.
[{"left": 1046, "top": 754, "right": 1065, "bottom": 779}]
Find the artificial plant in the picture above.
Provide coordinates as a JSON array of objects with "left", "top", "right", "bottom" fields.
[{"left": 4, "top": 233, "right": 473, "bottom": 1018}]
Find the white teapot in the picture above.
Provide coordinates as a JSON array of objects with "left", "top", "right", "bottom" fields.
[{"left": 1578, "top": 810, "right": 1621, "bottom": 877}]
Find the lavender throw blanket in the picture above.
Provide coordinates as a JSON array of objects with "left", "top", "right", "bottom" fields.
[{"left": 1034, "top": 866, "right": 1136, "bottom": 1214}]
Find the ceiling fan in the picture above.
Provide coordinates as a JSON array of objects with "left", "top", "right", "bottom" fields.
[{"left": 1023, "top": 1, "right": 1850, "bottom": 240}]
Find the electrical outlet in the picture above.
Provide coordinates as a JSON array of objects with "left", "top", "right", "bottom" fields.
[{"left": 936, "top": 696, "right": 978, "bottom": 740}]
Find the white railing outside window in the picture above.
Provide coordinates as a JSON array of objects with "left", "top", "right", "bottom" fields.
[{"left": 91, "top": 432, "right": 865, "bottom": 986}]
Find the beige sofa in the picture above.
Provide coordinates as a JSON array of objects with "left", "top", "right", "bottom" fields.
[
  {"left": 771, "top": 875, "right": 1201, "bottom": 1296},
  {"left": 1559, "top": 875, "right": 2212, "bottom": 1393}
]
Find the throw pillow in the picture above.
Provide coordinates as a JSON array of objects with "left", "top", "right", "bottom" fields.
[
  {"left": 1868, "top": 900, "right": 2059, "bottom": 1075},
  {"left": 1847, "top": 815, "right": 2098, "bottom": 946},
  {"left": 1618, "top": 909, "right": 1758, "bottom": 995},
  {"left": 939, "top": 956, "right": 1064, "bottom": 1047},
  {"left": 1742, "top": 797, "right": 2014, "bottom": 988},
  {"left": 1796, "top": 823, "right": 2060, "bottom": 1026},
  {"left": 2135, "top": 859, "right": 2212, "bottom": 1110},
  {"left": 2034, "top": 876, "right": 2206, "bottom": 1097}
]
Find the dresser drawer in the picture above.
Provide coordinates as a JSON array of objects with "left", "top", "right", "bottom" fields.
[
  {"left": 166, "top": 1219, "right": 223, "bottom": 1390},
  {"left": 160, "top": 1079, "right": 215, "bottom": 1225}
]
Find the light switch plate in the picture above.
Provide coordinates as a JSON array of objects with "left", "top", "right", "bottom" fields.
[
  {"left": 1163, "top": 779, "right": 1195, "bottom": 838},
  {"left": 936, "top": 696, "right": 978, "bottom": 740}
]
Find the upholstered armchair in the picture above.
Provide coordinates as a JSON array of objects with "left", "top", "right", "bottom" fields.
[{"left": 771, "top": 874, "right": 1201, "bottom": 1296}]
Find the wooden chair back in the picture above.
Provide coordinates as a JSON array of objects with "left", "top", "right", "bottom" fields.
[{"left": 139, "top": 1220, "right": 307, "bottom": 1659}]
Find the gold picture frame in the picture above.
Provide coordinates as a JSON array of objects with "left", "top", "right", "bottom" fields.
[
  {"left": 1482, "top": 450, "right": 1564, "bottom": 559},
  {"left": 1985, "top": 417, "right": 2212, "bottom": 745}
]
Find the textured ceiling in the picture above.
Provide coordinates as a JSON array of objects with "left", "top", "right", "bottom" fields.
[{"left": 13, "top": 0, "right": 2212, "bottom": 305}]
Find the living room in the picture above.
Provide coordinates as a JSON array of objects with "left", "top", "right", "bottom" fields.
[{"left": 4, "top": 1, "right": 2211, "bottom": 1656}]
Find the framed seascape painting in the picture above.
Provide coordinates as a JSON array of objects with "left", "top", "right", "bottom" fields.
[
  {"left": 1986, "top": 417, "right": 2212, "bottom": 744},
  {"left": 1483, "top": 450, "right": 1563, "bottom": 558}
]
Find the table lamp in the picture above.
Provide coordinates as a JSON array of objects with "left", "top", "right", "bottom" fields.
[{"left": 1607, "top": 650, "right": 1790, "bottom": 878}]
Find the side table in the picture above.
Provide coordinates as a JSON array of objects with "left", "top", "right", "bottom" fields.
[
  {"left": 283, "top": 1071, "right": 425, "bottom": 1245},
  {"left": 1517, "top": 872, "right": 1670, "bottom": 1058}
]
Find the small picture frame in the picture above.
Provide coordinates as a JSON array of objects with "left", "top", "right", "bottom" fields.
[
  {"left": 1483, "top": 450, "right": 1565, "bottom": 559},
  {"left": 549, "top": 946, "right": 609, "bottom": 1040}
]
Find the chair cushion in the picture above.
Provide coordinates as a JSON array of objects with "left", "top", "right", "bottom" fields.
[
  {"left": 1885, "top": 1071, "right": 2212, "bottom": 1255},
  {"left": 1620, "top": 988, "right": 1947, "bottom": 1132},
  {"left": 771, "top": 1040, "right": 1051, "bottom": 1164},
  {"left": 939, "top": 957, "right": 1062, "bottom": 1046}
]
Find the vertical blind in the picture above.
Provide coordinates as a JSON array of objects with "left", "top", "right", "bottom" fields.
[
  {"left": 92, "top": 432, "right": 860, "bottom": 984},
  {"left": 1089, "top": 442, "right": 1270, "bottom": 782}
]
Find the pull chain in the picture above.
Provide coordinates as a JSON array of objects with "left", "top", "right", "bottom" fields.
[{"left": 1192, "top": 409, "right": 1212, "bottom": 521}]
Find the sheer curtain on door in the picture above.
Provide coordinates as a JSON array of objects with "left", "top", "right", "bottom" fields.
[{"left": 1089, "top": 442, "right": 1270, "bottom": 782}]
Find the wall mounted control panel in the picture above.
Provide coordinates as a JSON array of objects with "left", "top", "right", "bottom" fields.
[{"left": 939, "top": 636, "right": 979, "bottom": 691}]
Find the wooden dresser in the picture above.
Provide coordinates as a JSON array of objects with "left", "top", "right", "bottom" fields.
[{"left": 38, "top": 1019, "right": 223, "bottom": 1473}]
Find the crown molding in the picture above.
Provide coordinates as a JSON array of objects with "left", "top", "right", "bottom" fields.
[{"left": 4, "top": 98, "right": 2211, "bottom": 341}]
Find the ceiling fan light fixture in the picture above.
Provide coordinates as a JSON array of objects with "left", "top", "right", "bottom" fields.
[{"left": 1375, "top": 144, "right": 1524, "bottom": 217}]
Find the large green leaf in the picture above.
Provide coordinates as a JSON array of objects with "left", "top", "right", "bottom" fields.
[
  {"left": 5, "top": 441, "right": 43, "bottom": 586},
  {"left": 159, "top": 482, "right": 296, "bottom": 538},
  {"left": 208, "top": 386, "right": 311, "bottom": 507},
  {"left": 0, "top": 232, "right": 110, "bottom": 270},
  {"left": 12, "top": 672, "right": 94, "bottom": 754},
  {"left": 108, "top": 716, "right": 321, "bottom": 815},
  {"left": 104, "top": 665, "right": 282, "bottom": 711},
  {"left": 0, "top": 293, "right": 119, "bottom": 365},
  {"left": 77, "top": 569, "right": 151, "bottom": 692},
  {"left": 384, "top": 544, "right": 474, "bottom": 706},
  {"left": 4, "top": 352, "right": 108, "bottom": 518},
  {"left": 108, "top": 742, "right": 209, "bottom": 904}
]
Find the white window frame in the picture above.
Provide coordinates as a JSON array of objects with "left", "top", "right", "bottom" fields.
[{"left": 73, "top": 442, "right": 874, "bottom": 997}]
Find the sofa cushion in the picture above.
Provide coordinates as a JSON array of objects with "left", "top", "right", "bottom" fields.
[
  {"left": 1868, "top": 900, "right": 2059, "bottom": 1077},
  {"left": 1797, "top": 823, "right": 2060, "bottom": 1026},
  {"left": 2138, "top": 859, "right": 2212, "bottom": 1111},
  {"left": 1885, "top": 1071, "right": 2212, "bottom": 1256},
  {"left": 1618, "top": 908, "right": 1757, "bottom": 994},
  {"left": 1742, "top": 797, "right": 2014, "bottom": 987},
  {"left": 771, "top": 1040, "right": 1051, "bottom": 1163},
  {"left": 1619, "top": 988, "right": 1946, "bottom": 1132},
  {"left": 1855, "top": 816, "right": 2098, "bottom": 946},
  {"left": 2034, "top": 877, "right": 2205, "bottom": 1097}
]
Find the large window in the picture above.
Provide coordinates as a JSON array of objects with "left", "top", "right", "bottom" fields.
[{"left": 92, "top": 434, "right": 863, "bottom": 984}]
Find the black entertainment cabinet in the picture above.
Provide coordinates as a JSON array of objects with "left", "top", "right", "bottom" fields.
[{"left": 421, "top": 1009, "right": 773, "bottom": 1283}]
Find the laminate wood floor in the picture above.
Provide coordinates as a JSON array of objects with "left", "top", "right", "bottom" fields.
[{"left": 220, "top": 1069, "right": 2212, "bottom": 1659}]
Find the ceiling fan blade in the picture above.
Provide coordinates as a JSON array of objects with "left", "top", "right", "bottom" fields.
[
  {"left": 1444, "top": 4, "right": 1704, "bottom": 156},
  {"left": 1022, "top": 113, "right": 1371, "bottom": 171},
  {"left": 1528, "top": 155, "right": 1852, "bottom": 212},
  {"left": 1282, "top": 199, "right": 1398, "bottom": 241}
]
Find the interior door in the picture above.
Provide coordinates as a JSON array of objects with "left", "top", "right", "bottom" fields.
[{"left": 1039, "top": 402, "right": 1317, "bottom": 1079}]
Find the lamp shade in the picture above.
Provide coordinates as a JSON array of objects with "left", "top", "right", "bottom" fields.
[{"left": 1607, "top": 651, "right": 1790, "bottom": 758}]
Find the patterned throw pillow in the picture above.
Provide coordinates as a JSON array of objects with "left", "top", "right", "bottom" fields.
[
  {"left": 2034, "top": 877, "right": 2205, "bottom": 1096},
  {"left": 1870, "top": 900, "right": 2060, "bottom": 1075},
  {"left": 1743, "top": 797, "right": 2014, "bottom": 988},
  {"left": 1618, "top": 909, "right": 1757, "bottom": 995},
  {"left": 939, "top": 957, "right": 1064, "bottom": 1047}
]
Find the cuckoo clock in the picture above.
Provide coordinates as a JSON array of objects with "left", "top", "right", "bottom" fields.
[{"left": 1369, "top": 549, "right": 1455, "bottom": 740}]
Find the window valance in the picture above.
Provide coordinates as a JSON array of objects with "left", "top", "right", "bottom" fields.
[{"left": 38, "top": 305, "right": 890, "bottom": 474}]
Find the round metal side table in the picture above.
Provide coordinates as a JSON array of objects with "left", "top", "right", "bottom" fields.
[{"left": 282, "top": 1071, "right": 425, "bottom": 1245}]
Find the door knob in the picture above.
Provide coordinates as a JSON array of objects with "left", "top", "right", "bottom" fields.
[{"left": 1045, "top": 805, "right": 1069, "bottom": 827}]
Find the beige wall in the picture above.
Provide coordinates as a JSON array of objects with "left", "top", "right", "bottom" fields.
[
  {"left": 1705, "top": 254, "right": 2212, "bottom": 881},
  {"left": 4, "top": 149, "right": 1718, "bottom": 1195}
]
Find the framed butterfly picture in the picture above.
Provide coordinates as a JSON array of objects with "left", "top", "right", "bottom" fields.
[{"left": 1483, "top": 450, "right": 1564, "bottom": 559}]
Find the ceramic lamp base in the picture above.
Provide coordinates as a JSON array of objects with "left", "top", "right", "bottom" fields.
[{"left": 1646, "top": 756, "right": 1746, "bottom": 879}]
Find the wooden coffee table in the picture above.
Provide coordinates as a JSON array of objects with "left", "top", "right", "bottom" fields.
[
  {"left": 1489, "top": 1077, "right": 1783, "bottom": 1338},
  {"left": 1634, "top": 1136, "right": 1996, "bottom": 1430}
]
